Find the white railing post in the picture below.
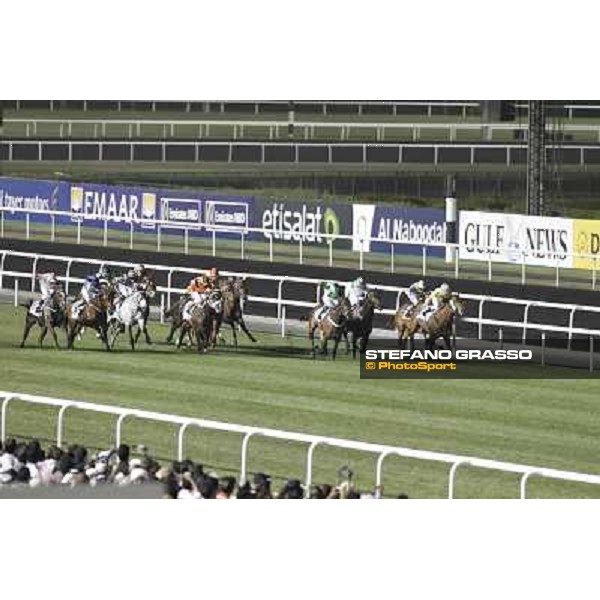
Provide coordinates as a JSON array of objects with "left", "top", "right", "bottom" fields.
[
  {"left": 567, "top": 308, "right": 576, "bottom": 350},
  {"left": 299, "top": 238, "right": 303, "bottom": 265},
  {"left": 0, "top": 251, "right": 6, "bottom": 288},
  {"left": 184, "top": 228, "right": 189, "bottom": 255},
  {"left": 281, "top": 305, "right": 286, "bottom": 337},
  {"left": 31, "top": 256, "right": 39, "bottom": 292},
  {"left": 1, "top": 210, "right": 4, "bottom": 238},
  {"left": 269, "top": 236, "right": 273, "bottom": 262},
  {"left": 452, "top": 244, "right": 459, "bottom": 279},
  {"left": 329, "top": 239, "right": 333, "bottom": 268},
  {"left": 65, "top": 259, "right": 73, "bottom": 295},
  {"left": 160, "top": 294, "right": 165, "bottom": 324},
  {"left": 14, "top": 279, "right": 19, "bottom": 307},
  {"left": 157, "top": 225, "right": 162, "bottom": 251},
  {"left": 477, "top": 299, "right": 485, "bottom": 340},
  {"left": 240, "top": 431, "right": 257, "bottom": 483},
  {"left": 305, "top": 440, "right": 322, "bottom": 498},
  {"left": 26, "top": 213, "right": 30, "bottom": 240},
  {"left": 590, "top": 336, "right": 594, "bottom": 373},
  {"left": 240, "top": 232, "right": 245, "bottom": 260},
  {"left": 277, "top": 278, "right": 284, "bottom": 319},
  {"left": 375, "top": 450, "right": 394, "bottom": 489},
  {"left": 390, "top": 244, "right": 394, "bottom": 274},
  {"left": 77, "top": 219, "right": 81, "bottom": 244},
  {"left": 115, "top": 413, "right": 129, "bottom": 447},
  {"left": 177, "top": 422, "right": 192, "bottom": 461},
  {"left": 212, "top": 229, "right": 216, "bottom": 257},
  {"left": 56, "top": 404, "right": 71, "bottom": 447},
  {"left": 555, "top": 258, "right": 560, "bottom": 288},
  {"left": 448, "top": 460, "right": 468, "bottom": 499},
  {"left": 129, "top": 221, "right": 134, "bottom": 250},
  {"left": 1, "top": 395, "right": 15, "bottom": 444},
  {"left": 167, "top": 270, "right": 173, "bottom": 309},
  {"left": 593, "top": 256, "right": 597, "bottom": 290},
  {"left": 520, "top": 471, "right": 538, "bottom": 499},
  {"left": 422, "top": 246, "right": 427, "bottom": 277},
  {"left": 103, "top": 215, "right": 108, "bottom": 247},
  {"left": 487, "top": 250, "right": 492, "bottom": 281},
  {"left": 522, "top": 303, "right": 531, "bottom": 344},
  {"left": 521, "top": 251, "right": 526, "bottom": 285},
  {"left": 51, "top": 215, "right": 56, "bottom": 242},
  {"left": 541, "top": 333, "right": 546, "bottom": 367}
]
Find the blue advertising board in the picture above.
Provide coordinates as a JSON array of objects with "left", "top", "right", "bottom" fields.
[
  {"left": 0, "top": 177, "right": 254, "bottom": 239},
  {"left": 352, "top": 204, "right": 446, "bottom": 257}
]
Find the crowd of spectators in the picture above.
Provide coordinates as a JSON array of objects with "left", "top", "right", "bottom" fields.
[{"left": 0, "top": 438, "right": 409, "bottom": 499}]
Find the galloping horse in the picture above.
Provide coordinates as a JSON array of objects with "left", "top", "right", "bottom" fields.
[
  {"left": 401, "top": 294, "right": 466, "bottom": 351},
  {"left": 132, "top": 275, "right": 157, "bottom": 346},
  {"left": 65, "top": 293, "right": 111, "bottom": 350},
  {"left": 20, "top": 290, "right": 67, "bottom": 349},
  {"left": 176, "top": 289, "right": 223, "bottom": 353},
  {"left": 307, "top": 302, "right": 347, "bottom": 360},
  {"left": 343, "top": 290, "right": 381, "bottom": 358},
  {"left": 216, "top": 277, "right": 256, "bottom": 348},
  {"left": 391, "top": 291, "right": 426, "bottom": 350}
]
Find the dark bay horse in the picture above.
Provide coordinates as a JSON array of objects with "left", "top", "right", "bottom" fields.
[
  {"left": 20, "top": 290, "right": 67, "bottom": 349},
  {"left": 66, "top": 293, "right": 111, "bottom": 350},
  {"left": 176, "top": 289, "right": 223, "bottom": 353},
  {"left": 307, "top": 302, "right": 347, "bottom": 360},
  {"left": 343, "top": 290, "right": 381, "bottom": 358},
  {"left": 216, "top": 277, "right": 256, "bottom": 348}
]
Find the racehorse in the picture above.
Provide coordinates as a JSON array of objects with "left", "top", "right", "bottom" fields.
[
  {"left": 215, "top": 277, "right": 256, "bottom": 348},
  {"left": 65, "top": 293, "right": 111, "bottom": 351},
  {"left": 108, "top": 290, "right": 148, "bottom": 350},
  {"left": 402, "top": 294, "right": 466, "bottom": 351},
  {"left": 343, "top": 290, "right": 381, "bottom": 358},
  {"left": 391, "top": 291, "right": 425, "bottom": 350},
  {"left": 20, "top": 290, "right": 67, "bottom": 349},
  {"left": 306, "top": 302, "right": 347, "bottom": 360},
  {"left": 132, "top": 275, "right": 157, "bottom": 345},
  {"left": 176, "top": 289, "right": 223, "bottom": 353}
]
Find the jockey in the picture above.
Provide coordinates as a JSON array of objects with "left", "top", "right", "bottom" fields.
[
  {"left": 72, "top": 274, "right": 101, "bottom": 316},
  {"left": 421, "top": 283, "right": 452, "bottom": 321},
  {"left": 96, "top": 265, "right": 112, "bottom": 290},
  {"left": 38, "top": 272, "right": 59, "bottom": 312},
  {"left": 182, "top": 274, "right": 211, "bottom": 322},
  {"left": 314, "top": 281, "right": 341, "bottom": 322},
  {"left": 407, "top": 279, "right": 426, "bottom": 306},
  {"left": 39, "top": 272, "right": 59, "bottom": 299},
  {"left": 345, "top": 276, "right": 368, "bottom": 312}
]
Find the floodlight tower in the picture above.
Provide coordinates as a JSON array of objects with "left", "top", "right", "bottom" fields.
[{"left": 526, "top": 100, "right": 547, "bottom": 215}]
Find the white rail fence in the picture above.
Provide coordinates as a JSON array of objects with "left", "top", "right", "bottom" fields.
[
  {"left": 2, "top": 391, "right": 600, "bottom": 498},
  {"left": 2, "top": 205, "right": 600, "bottom": 289},
  {"left": 3, "top": 250, "right": 600, "bottom": 365},
  {"left": 8, "top": 118, "right": 600, "bottom": 143},
  {"left": 12, "top": 100, "right": 482, "bottom": 117}
]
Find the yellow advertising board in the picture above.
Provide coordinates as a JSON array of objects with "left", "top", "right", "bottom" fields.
[{"left": 573, "top": 219, "right": 600, "bottom": 269}]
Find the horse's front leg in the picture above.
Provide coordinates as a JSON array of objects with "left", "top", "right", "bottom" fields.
[
  {"left": 237, "top": 317, "right": 257, "bottom": 343},
  {"left": 20, "top": 318, "right": 34, "bottom": 348},
  {"left": 128, "top": 324, "right": 135, "bottom": 351},
  {"left": 50, "top": 325, "right": 60, "bottom": 349}
]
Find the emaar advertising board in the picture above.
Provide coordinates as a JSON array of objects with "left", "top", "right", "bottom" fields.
[
  {"left": 352, "top": 203, "right": 446, "bottom": 257},
  {"left": 0, "top": 177, "right": 254, "bottom": 239}
]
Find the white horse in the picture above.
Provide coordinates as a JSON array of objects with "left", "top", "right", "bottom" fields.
[{"left": 108, "top": 291, "right": 148, "bottom": 350}]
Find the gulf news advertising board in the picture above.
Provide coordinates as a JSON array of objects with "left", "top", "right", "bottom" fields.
[{"left": 1, "top": 176, "right": 599, "bottom": 269}]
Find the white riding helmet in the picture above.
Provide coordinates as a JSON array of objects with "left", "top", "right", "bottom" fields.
[
  {"left": 440, "top": 283, "right": 451, "bottom": 294},
  {"left": 415, "top": 280, "right": 425, "bottom": 290},
  {"left": 134, "top": 264, "right": 145, "bottom": 275},
  {"left": 356, "top": 277, "right": 365, "bottom": 287}
]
